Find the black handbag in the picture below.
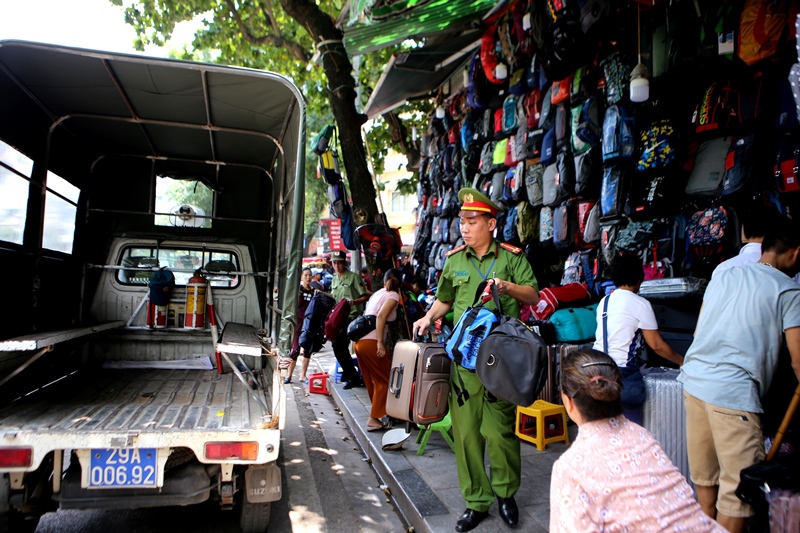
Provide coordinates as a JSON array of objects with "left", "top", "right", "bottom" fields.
[
  {"left": 346, "top": 314, "right": 377, "bottom": 341},
  {"left": 476, "top": 316, "right": 549, "bottom": 406}
]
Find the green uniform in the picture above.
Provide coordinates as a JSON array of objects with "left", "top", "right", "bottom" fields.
[
  {"left": 331, "top": 269, "right": 366, "bottom": 319},
  {"left": 436, "top": 240, "right": 538, "bottom": 512}
]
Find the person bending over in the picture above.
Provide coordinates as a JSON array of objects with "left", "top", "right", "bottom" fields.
[{"left": 592, "top": 253, "right": 683, "bottom": 424}]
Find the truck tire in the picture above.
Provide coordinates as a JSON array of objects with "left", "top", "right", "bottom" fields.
[{"left": 238, "top": 476, "right": 271, "bottom": 533}]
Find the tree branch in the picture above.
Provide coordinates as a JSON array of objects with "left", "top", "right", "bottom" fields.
[
  {"left": 259, "top": 0, "right": 283, "bottom": 37},
  {"left": 383, "top": 112, "right": 420, "bottom": 172},
  {"left": 223, "top": 0, "right": 311, "bottom": 62}
]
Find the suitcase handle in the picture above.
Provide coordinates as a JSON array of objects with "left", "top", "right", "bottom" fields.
[{"left": 388, "top": 363, "right": 405, "bottom": 397}]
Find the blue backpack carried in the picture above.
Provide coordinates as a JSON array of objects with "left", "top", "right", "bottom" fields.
[{"left": 445, "top": 281, "right": 504, "bottom": 405}]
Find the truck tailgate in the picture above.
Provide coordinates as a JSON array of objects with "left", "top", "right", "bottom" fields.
[{"left": 0, "top": 368, "right": 282, "bottom": 470}]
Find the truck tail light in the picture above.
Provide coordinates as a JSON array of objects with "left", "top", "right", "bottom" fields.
[
  {"left": 205, "top": 442, "right": 258, "bottom": 461},
  {"left": 0, "top": 448, "right": 32, "bottom": 467}
]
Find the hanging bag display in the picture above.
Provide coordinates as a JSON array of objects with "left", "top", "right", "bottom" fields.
[
  {"left": 686, "top": 137, "right": 732, "bottom": 196},
  {"left": 775, "top": 134, "right": 800, "bottom": 193}
]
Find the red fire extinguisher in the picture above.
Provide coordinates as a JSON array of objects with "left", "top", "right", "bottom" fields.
[{"left": 185, "top": 270, "right": 206, "bottom": 329}]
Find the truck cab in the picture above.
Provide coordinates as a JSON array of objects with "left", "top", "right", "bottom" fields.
[{"left": 0, "top": 41, "right": 306, "bottom": 531}]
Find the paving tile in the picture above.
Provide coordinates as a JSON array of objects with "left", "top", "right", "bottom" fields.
[{"left": 314, "top": 349, "right": 564, "bottom": 533}]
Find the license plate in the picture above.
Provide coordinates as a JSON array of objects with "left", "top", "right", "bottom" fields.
[{"left": 88, "top": 448, "right": 157, "bottom": 488}]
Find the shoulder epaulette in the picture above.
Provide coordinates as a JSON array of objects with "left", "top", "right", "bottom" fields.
[
  {"left": 446, "top": 245, "right": 467, "bottom": 257},
  {"left": 499, "top": 242, "right": 523, "bottom": 255}
]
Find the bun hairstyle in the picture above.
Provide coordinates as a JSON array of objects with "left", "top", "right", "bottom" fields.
[
  {"left": 383, "top": 268, "right": 402, "bottom": 292},
  {"left": 560, "top": 349, "right": 623, "bottom": 422}
]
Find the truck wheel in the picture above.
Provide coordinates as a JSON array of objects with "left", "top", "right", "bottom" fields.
[{"left": 238, "top": 476, "right": 271, "bottom": 533}]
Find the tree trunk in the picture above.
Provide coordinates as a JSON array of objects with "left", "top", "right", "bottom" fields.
[
  {"left": 279, "top": 0, "right": 379, "bottom": 227},
  {"left": 382, "top": 111, "right": 420, "bottom": 173}
]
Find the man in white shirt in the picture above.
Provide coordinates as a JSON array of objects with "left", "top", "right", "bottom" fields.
[
  {"left": 593, "top": 253, "right": 683, "bottom": 423},
  {"left": 713, "top": 206, "right": 798, "bottom": 279}
]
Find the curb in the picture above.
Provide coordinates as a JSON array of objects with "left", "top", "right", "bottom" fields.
[{"left": 313, "top": 357, "right": 437, "bottom": 533}]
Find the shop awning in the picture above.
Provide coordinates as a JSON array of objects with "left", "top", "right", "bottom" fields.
[
  {"left": 343, "top": 0, "right": 497, "bottom": 56},
  {"left": 363, "top": 31, "right": 480, "bottom": 118}
]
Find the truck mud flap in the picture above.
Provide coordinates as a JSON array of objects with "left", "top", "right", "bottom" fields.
[{"left": 244, "top": 464, "right": 281, "bottom": 503}]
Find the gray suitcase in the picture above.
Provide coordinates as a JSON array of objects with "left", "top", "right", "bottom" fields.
[
  {"left": 642, "top": 368, "right": 692, "bottom": 485},
  {"left": 387, "top": 340, "right": 451, "bottom": 425}
]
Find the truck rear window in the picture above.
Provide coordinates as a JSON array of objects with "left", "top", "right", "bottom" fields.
[{"left": 117, "top": 246, "right": 241, "bottom": 289}]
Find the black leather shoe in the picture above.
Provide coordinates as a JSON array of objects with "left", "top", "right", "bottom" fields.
[
  {"left": 497, "top": 496, "right": 519, "bottom": 528},
  {"left": 455, "top": 509, "right": 488, "bottom": 532},
  {"left": 343, "top": 380, "right": 355, "bottom": 390}
]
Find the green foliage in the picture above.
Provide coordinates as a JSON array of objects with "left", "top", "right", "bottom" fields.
[
  {"left": 162, "top": 179, "right": 214, "bottom": 214},
  {"left": 395, "top": 175, "right": 419, "bottom": 196}
]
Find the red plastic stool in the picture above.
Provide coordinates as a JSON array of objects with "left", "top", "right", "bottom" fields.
[{"left": 308, "top": 372, "right": 330, "bottom": 395}]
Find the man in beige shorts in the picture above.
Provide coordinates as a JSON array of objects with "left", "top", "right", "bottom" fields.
[{"left": 678, "top": 220, "right": 800, "bottom": 532}]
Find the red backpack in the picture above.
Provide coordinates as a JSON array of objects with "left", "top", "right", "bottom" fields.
[
  {"left": 525, "top": 89, "right": 543, "bottom": 129},
  {"left": 323, "top": 299, "right": 351, "bottom": 342}
]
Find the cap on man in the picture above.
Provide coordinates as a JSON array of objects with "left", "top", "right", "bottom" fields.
[{"left": 457, "top": 187, "right": 501, "bottom": 219}]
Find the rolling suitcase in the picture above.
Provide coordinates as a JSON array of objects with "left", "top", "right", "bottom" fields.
[
  {"left": 387, "top": 340, "right": 451, "bottom": 425},
  {"left": 538, "top": 343, "right": 583, "bottom": 404},
  {"left": 641, "top": 368, "right": 692, "bottom": 485},
  {"left": 537, "top": 346, "right": 559, "bottom": 404}
]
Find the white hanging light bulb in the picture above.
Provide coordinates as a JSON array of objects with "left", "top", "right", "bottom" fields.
[
  {"left": 435, "top": 105, "right": 446, "bottom": 119},
  {"left": 630, "top": 63, "right": 650, "bottom": 103},
  {"left": 630, "top": 3, "right": 650, "bottom": 103},
  {"left": 495, "top": 62, "right": 508, "bottom": 80}
]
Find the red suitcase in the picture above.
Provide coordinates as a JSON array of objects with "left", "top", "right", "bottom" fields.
[{"left": 387, "top": 340, "right": 451, "bottom": 425}]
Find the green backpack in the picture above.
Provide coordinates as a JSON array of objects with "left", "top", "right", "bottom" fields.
[{"left": 516, "top": 201, "right": 540, "bottom": 244}]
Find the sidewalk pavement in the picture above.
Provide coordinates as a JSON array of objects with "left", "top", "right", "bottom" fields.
[{"left": 308, "top": 347, "right": 578, "bottom": 533}]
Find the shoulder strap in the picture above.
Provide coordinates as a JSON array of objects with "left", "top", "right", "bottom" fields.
[{"left": 602, "top": 293, "right": 610, "bottom": 354}]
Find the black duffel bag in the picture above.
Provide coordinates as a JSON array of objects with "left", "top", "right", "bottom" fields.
[
  {"left": 347, "top": 314, "right": 377, "bottom": 341},
  {"left": 476, "top": 317, "right": 548, "bottom": 406}
]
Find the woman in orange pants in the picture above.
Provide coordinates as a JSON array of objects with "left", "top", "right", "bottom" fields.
[{"left": 353, "top": 269, "right": 402, "bottom": 431}]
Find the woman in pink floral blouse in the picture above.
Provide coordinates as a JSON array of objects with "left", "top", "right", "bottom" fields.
[{"left": 550, "top": 349, "right": 728, "bottom": 532}]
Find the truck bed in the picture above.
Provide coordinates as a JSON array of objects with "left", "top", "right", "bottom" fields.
[{"left": 0, "top": 366, "right": 281, "bottom": 470}]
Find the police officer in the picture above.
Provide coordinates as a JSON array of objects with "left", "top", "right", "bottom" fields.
[{"left": 413, "top": 188, "right": 539, "bottom": 532}]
